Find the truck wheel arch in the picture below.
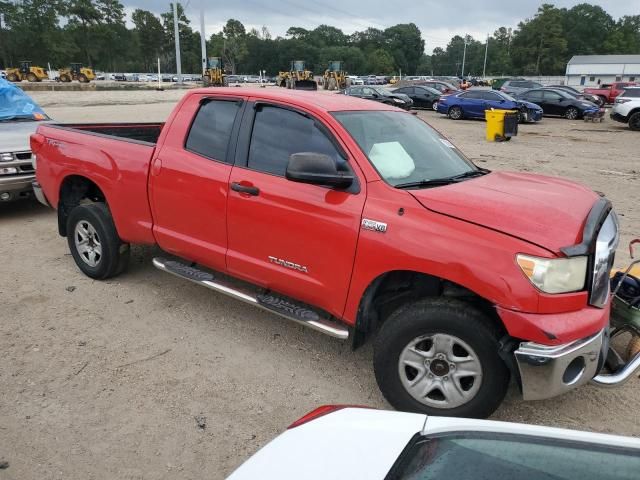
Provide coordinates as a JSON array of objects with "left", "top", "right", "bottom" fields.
[
  {"left": 352, "top": 270, "right": 505, "bottom": 349},
  {"left": 58, "top": 175, "right": 108, "bottom": 237}
]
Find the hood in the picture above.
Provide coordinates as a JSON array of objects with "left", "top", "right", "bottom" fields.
[
  {"left": 518, "top": 100, "right": 543, "bottom": 111},
  {"left": 227, "top": 408, "right": 426, "bottom": 480},
  {"left": 0, "top": 120, "right": 45, "bottom": 153},
  {"left": 410, "top": 171, "right": 600, "bottom": 254}
]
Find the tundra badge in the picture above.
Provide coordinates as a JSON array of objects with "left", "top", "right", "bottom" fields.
[
  {"left": 361, "top": 218, "right": 387, "bottom": 233},
  {"left": 268, "top": 256, "right": 308, "bottom": 273}
]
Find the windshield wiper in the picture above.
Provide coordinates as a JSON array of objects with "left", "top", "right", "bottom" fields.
[
  {"left": 447, "top": 168, "right": 491, "bottom": 181},
  {"left": 394, "top": 169, "right": 490, "bottom": 190}
]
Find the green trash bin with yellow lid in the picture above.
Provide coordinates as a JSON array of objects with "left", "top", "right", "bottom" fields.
[{"left": 485, "top": 108, "right": 518, "bottom": 142}]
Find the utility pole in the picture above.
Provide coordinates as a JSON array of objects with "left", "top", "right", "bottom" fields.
[
  {"left": 461, "top": 35, "right": 468, "bottom": 78},
  {"left": 483, "top": 34, "right": 489, "bottom": 78},
  {"left": 173, "top": 2, "right": 182, "bottom": 84},
  {"left": 199, "top": 0, "right": 207, "bottom": 78}
]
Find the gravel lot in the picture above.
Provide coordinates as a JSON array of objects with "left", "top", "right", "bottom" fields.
[{"left": 1, "top": 87, "right": 639, "bottom": 480}]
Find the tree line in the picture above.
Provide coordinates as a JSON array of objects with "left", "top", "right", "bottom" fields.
[{"left": 0, "top": 1, "right": 638, "bottom": 76}]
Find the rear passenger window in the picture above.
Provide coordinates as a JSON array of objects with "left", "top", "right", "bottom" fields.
[
  {"left": 185, "top": 99, "right": 241, "bottom": 162},
  {"left": 247, "top": 105, "right": 346, "bottom": 177},
  {"left": 623, "top": 89, "right": 640, "bottom": 98}
]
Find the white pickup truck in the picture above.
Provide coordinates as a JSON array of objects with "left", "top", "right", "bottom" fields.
[{"left": 0, "top": 79, "right": 48, "bottom": 202}]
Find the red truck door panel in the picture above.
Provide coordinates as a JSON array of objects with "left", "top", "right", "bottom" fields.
[
  {"left": 149, "top": 96, "right": 244, "bottom": 270},
  {"left": 226, "top": 103, "right": 365, "bottom": 317}
]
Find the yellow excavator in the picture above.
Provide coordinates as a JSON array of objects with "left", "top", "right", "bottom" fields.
[
  {"left": 6, "top": 61, "right": 48, "bottom": 82},
  {"left": 278, "top": 61, "right": 317, "bottom": 90},
  {"left": 58, "top": 63, "right": 96, "bottom": 83},
  {"left": 203, "top": 57, "right": 228, "bottom": 87},
  {"left": 322, "top": 61, "right": 347, "bottom": 91}
]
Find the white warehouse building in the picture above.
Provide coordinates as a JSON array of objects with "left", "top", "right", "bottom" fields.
[{"left": 565, "top": 55, "right": 640, "bottom": 87}]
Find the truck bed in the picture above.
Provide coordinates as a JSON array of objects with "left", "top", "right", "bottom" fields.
[{"left": 46, "top": 122, "right": 164, "bottom": 145}]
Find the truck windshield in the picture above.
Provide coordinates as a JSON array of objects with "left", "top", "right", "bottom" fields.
[
  {"left": 388, "top": 432, "right": 640, "bottom": 480},
  {"left": 333, "top": 111, "right": 477, "bottom": 188}
]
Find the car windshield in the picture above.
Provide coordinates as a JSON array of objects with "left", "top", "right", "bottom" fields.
[
  {"left": 421, "top": 87, "right": 442, "bottom": 95},
  {"left": 333, "top": 111, "right": 477, "bottom": 188},
  {"left": 389, "top": 432, "right": 640, "bottom": 480}
]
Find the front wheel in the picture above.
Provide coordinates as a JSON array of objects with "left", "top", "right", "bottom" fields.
[
  {"left": 432, "top": 101, "right": 438, "bottom": 111},
  {"left": 628, "top": 112, "right": 640, "bottom": 131},
  {"left": 565, "top": 107, "right": 579, "bottom": 120},
  {"left": 448, "top": 106, "right": 463, "bottom": 120},
  {"left": 67, "top": 203, "right": 130, "bottom": 280},
  {"left": 374, "top": 298, "right": 509, "bottom": 418}
]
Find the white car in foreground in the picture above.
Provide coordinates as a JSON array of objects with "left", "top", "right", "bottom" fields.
[{"left": 228, "top": 406, "right": 640, "bottom": 480}]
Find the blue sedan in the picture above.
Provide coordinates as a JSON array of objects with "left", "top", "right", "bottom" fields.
[{"left": 437, "top": 90, "right": 543, "bottom": 123}]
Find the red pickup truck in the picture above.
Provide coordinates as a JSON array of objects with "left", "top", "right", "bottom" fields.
[
  {"left": 584, "top": 82, "right": 637, "bottom": 105},
  {"left": 32, "top": 88, "right": 629, "bottom": 418}
]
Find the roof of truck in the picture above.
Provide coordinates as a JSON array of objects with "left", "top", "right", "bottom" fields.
[{"left": 189, "top": 87, "right": 399, "bottom": 112}]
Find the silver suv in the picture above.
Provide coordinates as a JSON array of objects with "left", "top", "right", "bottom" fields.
[{"left": 501, "top": 80, "right": 543, "bottom": 95}]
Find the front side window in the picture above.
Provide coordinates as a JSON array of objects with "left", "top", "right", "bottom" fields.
[
  {"left": 387, "top": 433, "right": 640, "bottom": 480},
  {"left": 334, "top": 111, "right": 475, "bottom": 187},
  {"left": 248, "top": 105, "right": 346, "bottom": 177},
  {"left": 185, "top": 99, "right": 241, "bottom": 162},
  {"left": 524, "top": 90, "right": 544, "bottom": 102}
]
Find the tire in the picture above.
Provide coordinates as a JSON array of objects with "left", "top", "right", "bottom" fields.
[
  {"left": 26, "top": 72, "right": 38, "bottom": 82},
  {"left": 78, "top": 74, "right": 88, "bottom": 83},
  {"left": 66, "top": 203, "right": 130, "bottom": 280},
  {"left": 7, "top": 73, "right": 19, "bottom": 82},
  {"left": 565, "top": 107, "right": 579, "bottom": 120},
  {"left": 432, "top": 101, "right": 438, "bottom": 111},
  {"left": 448, "top": 106, "right": 463, "bottom": 120},
  {"left": 628, "top": 112, "right": 640, "bottom": 131},
  {"left": 373, "top": 298, "right": 509, "bottom": 419},
  {"left": 598, "top": 96, "right": 607, "bottom": 106},
  {"left": 60, "top": 74, "right": 71, "bottom": 83}
]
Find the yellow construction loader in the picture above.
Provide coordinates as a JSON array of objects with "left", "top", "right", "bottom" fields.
[
  {"left": 277, "top": 61, "right": 317, "bottom": 90},
  {"left": 322, "top": 61, "right": 347, "bottom": 90},
  {"left": 58, "top": 63, "right": 96, "bottom": 83},
  {"left": 6, "top": 61, "right": 48, "bottom": 82},
  {"left": 203, "top": 57, "right": 228, "bottom": 87}
]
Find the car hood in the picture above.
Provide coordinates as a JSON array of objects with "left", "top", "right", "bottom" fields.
[
  {"left": 0, "top": 120, "right": 45, "bottom": 153},
  {"left": 227, "top": 408, "right": 426, "bottom": 480},
  {"left": 517, "top": 100, "right": 543, "bottom": 111},
  {"left": 409, "top": 171, "right": 599, "bottom": 253}
]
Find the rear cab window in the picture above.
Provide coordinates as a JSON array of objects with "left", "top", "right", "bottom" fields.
[
  {"left": 185, "top": 99, "right": 242, "bottom": 162},
  {"left": 386, "top": 432, "right": 640, "bottom": 480}
]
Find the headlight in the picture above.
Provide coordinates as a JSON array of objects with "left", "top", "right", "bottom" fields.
[
  {"left": 0, "top": 152, "right": 13, "bottom": 162},
  {"left": 516, "top": 254, "right": 588, "bottom": 294}
]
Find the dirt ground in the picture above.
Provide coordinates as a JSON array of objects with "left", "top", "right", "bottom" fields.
[{"left": 1, "top": 87, "right": 639, "bottom": 480}]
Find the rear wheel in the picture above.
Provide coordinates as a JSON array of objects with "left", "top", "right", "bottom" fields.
[
  {"left": 598, "top": 96, "right": 607, "bottom": 106},
  {"left": 7, "top": 73, "right": 19, "bottom": 82},
  {"left": 373, "top": 298, "right": 509, "bottom": 418},
  {"left": 565, "top": 107, "right": 579, "bottom": 120},
  {"left": 60, "top": 74, "right": 71, "bottom": 83},
  {"left": 67, "top": 203, "right": 130, "bottom": 280},
  {"left": 78, "top": 74, "right": 89, "bottom": 83},
  {"left": 26, "top": 72, "right": 37, "bottom": 82},
  {"left": 448, "top": 106, "right": 463, "bottom": 120},
  {"left": 629, "top": 112, "right": 640, "bottom": 131}
]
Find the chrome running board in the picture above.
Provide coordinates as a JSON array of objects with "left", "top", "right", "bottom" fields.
[{"left": 152, "top": 257, "right": 349, "bottom": 340}]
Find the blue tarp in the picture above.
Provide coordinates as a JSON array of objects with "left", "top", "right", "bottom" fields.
[{"left": 0, "top": 78, "right": 47, "bottom": 121}]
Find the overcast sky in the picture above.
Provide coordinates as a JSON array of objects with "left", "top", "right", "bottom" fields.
[{"left": 124, "top": 0, "right": 640, "bottom": 52}]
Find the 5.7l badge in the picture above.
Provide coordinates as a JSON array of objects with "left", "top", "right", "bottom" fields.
[{"left": 361, "top": 218, "right": 388, "bottom": 233}]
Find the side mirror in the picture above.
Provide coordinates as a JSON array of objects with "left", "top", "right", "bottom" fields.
[{"left": 286, "top": 153, "right": 353, "bottom": 189}]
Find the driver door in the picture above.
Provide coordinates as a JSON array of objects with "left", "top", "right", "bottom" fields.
[{"left": 225, "top": 102, "right": 365, "bottom": 317}]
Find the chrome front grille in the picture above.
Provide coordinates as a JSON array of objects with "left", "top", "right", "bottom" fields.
[{"left": 590, "top": 210, "right": 619, "bottom": 308}]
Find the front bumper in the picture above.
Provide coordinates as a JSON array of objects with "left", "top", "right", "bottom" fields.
[
  {"left": 0, "top": 173, "right": 35, "bottom": 199},
  {"left": 32, "top": 180, "right": 50, "bottom": 207},
  {"left": 515, "top": 329, "right": 605, "bottom": 401},
  {"left": 610, "top": 112, "right": 628, "bottom": 124}
]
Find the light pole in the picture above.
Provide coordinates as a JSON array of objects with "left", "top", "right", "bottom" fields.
[
  {"left": 483, "top": 34, "right": 489, "bottom": 78},
  {"left": 173, "top": 2, "right": 182, "bottom": 84},
  {"left": 199, "top": 0, "right": 207, "bottom": 78},
  {"left": 461, "top": 35, "right": 468, "bottom": 79}
]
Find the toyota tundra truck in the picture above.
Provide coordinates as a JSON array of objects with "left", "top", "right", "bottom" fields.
[
  {"left": 31, "top": 88, "right": 637, "bottom": 418},
  {"left": 584, "top": 82, "right": 637, "bottom": 105}
]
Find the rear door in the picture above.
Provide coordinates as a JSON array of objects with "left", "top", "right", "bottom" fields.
[
  {"left": 225, "top": 101, "right": 366, "bottom": 317},
  {"left": 458, "top": 91, "right": 485, "bottom": 117},
  {"left": 149, "top": 94, "right": 243, "bottom": 270}
]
